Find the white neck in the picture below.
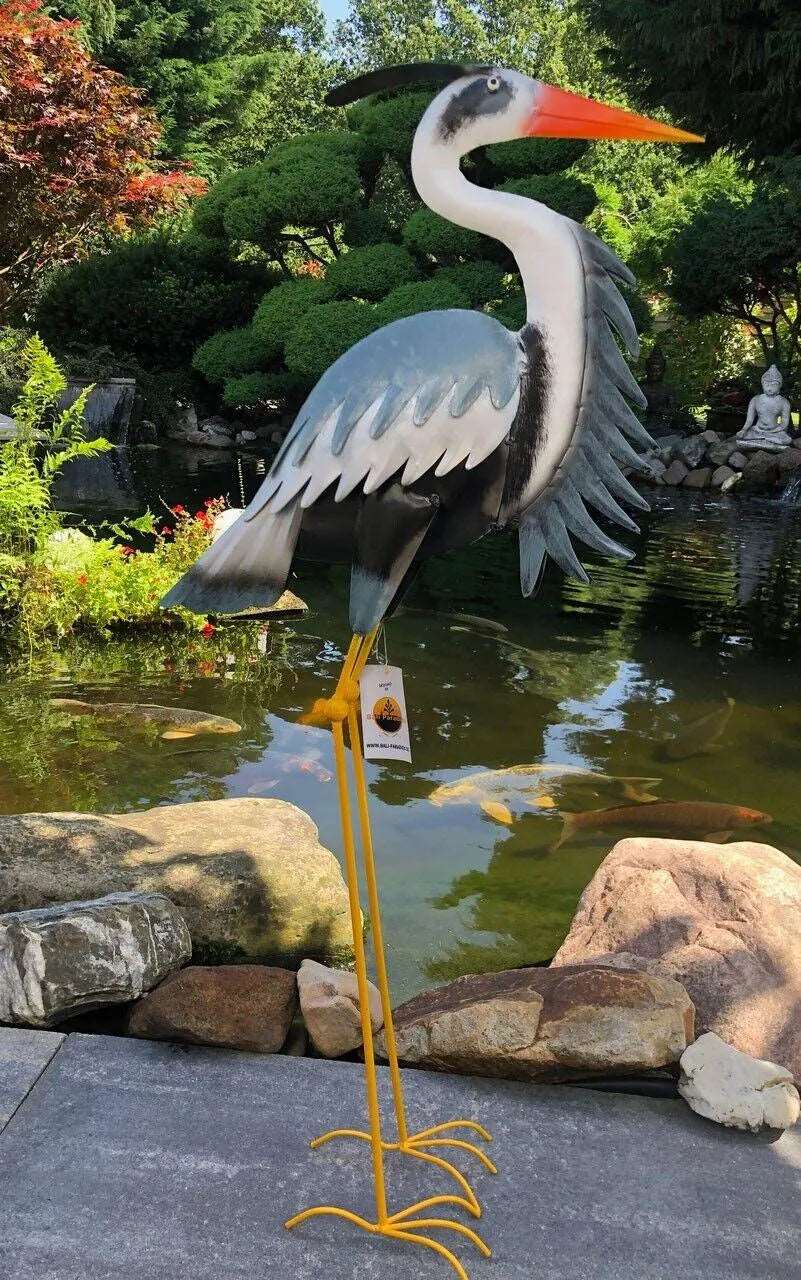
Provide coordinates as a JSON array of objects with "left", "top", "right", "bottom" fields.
[{"left": 411, "top": 130, "right": 587, "bottom": 509}]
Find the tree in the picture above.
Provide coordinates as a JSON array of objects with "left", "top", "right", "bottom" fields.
[
  {"left": 57, "top": 0, "right": 334, "bottom": 173},
  {"left": 583, "top": 0, "right": 801, "bottom": 163},
  {"left": 668, "top": 180, "right": 801, "bottom": 394},
  {"left": 0, "top": 0, "right": 204, "bottom": 317},
  {"left": 189, "top": 91, "right": 604, "bottom": 408}
]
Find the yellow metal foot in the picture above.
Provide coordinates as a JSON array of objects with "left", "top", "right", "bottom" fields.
[
  {"left": 285, "top": 1201, "right": 491, "bottom": 1280},
  {"left": 310, "top": 1119, "right": 496, "bottom": 1217}
]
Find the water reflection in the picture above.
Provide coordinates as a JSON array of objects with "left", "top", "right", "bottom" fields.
[{"left": 2, "top": 487, "right": 801, "bottom": 998}]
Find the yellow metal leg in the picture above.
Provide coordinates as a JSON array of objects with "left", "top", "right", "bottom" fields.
[{"left": 287, "top": 632, "right": 493, "bottom": 1277}]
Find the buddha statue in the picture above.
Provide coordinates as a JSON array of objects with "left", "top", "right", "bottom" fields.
[{"left": 736, "top": 364, "right": 792, "bottom": 451}]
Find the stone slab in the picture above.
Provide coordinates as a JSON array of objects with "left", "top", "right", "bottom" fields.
[
  {"left": 0, "top": 1033, "right": 799, "bottom": 1278},
  {"left": 0, "top": 1027, "right": 64, "bottom": 1132}
]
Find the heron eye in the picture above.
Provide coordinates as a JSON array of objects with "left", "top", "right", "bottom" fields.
[{"left": 486, "top": 75, "right": 501, "bottom": 93}]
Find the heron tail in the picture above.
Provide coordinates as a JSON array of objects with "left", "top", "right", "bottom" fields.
[{"left": 160, "top": 501, "right": 302, "bottom": 616}]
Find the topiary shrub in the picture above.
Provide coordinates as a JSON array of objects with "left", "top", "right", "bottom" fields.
[
  {"left": 251, "top": 279, "right": 333, "bottom": 358},
  {"left": 193, "top": 327, "right": 269, "bottom": 384},
  {"left": 326, "top": 243, "right": 420, "bottom": 300},
  {"left": 435, "top": 261, "right": 507, "bottom": 306},
  {"left": 499, "top": 175, "right": 598, "bottom": 224},
  {"left": 377, "top": 280, "right": 470, "bottom": 325},
  {"left": 403, "top": 208, "right": 491, "bottom": 262},
  {"left": 284, "top": 301, "right": 382, "bottom": 382},
  {"left": 222, "top": 369, "right": 306, "bottom": 408},
  {"left": 485, "top": 137, "right": 589, "bottom": 176}
]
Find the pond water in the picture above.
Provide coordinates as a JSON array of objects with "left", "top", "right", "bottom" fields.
[{"left": 4, "top": 446, "right": 801, "bottom": 1000}]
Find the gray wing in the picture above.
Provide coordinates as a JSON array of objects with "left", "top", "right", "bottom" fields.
[
  {"left": 244, "top": 308, "right": 523, "bottom": 523},
  {"left": 518, "top": 227, "right": 654, "bottom": 592}
]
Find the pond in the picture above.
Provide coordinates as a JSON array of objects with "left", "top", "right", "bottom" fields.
[{"left": 4, "top": 446, "right": 801, "bottom": 1001}]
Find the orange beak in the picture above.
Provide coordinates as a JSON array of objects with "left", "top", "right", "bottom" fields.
[{"left": 526, "top": 83, "right": 704, "bottom": 144}]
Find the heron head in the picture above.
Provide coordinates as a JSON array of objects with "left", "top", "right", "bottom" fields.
[{"left": 326, "top": 63, "right": 703, "bottom": 153}]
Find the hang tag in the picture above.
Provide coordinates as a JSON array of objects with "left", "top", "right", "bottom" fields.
[{"left": 359, "top": 665, "right": 412, "bottom": 763}]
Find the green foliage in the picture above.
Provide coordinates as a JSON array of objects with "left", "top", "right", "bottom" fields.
[
  {"left": 0, "top": 328, "right": 30, "bottom": 416},
  {"left": 56, "top": 0, "right": 332, "bottom": 175},
  {"left": 284, "top": 301, "right": 381, "bottom": 381},
  {"left": 193, "top": 328, "right": 270, "bottom": 384},
  {"left": 0, "top": 338, "right": 112, "bottom": 560},
  {"left": 251, "top": 278, "right": 333, "bottom": 355},
  {"left": 36, "top": 235, "right": 271, "bottom": 377},
  {"left": 499, "top": 174, "right": 598, "bottom": 224},
  {"left": 486, "top": 137, "right": 589, "bottom": 177},
  {"left": 222, "top": 369, "right": 304, "bottom": 407},
  {"left": 326, "top": 243, "right": 420, "bottom": 299},
  {"left": 584, "top": 0, "right": 801, "bottom": 163},
  {"left": 402, "top": 208, "right": 491, "bottom": 262},
  {"left": 640, "top": 314, "right": 761, "bottom": 415},
  {"left": 435, "top": 261, "right": 507, "bottom": 305},
  {"left": 378, "top": 279, "right": 470, "bottom": 324}
]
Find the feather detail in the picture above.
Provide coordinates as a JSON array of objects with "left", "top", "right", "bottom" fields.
[
  {"left": 519, "top": 517, "right": 547, "bottom": 597},
  {"left": 540, "top": 506, "right": 590, "bottom": 584}
]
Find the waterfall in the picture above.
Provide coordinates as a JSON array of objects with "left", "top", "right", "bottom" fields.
[
  {"left": 779, "top": 471, "right": 801, "bottom": 506},
  {"left": 59, "top": 377, "right": 136, "bottom": 446},
  {"left": 53, "top": 378, "right": 138, "bottom": 514}
]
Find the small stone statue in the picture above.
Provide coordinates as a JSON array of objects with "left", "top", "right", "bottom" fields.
[{"left": 736, "top": 364, "right": 792, "bottom": 451}]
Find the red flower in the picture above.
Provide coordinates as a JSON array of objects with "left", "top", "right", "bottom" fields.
[
  {"left": 197, "top": 660, "right": 215, "bottom": 676},
  {"left": 75, "top": 572, "right": 88, "bottom": 586},
  {"left": 170, "top": 504, "right": 186, "bottom": 516},
  {"left": 200, "top": 621, "right": 216, "bottom": 638},
  {"left": 121, "top": 545, "right": 135, "bottom": 556},
  {"left": 203, "top": 497, "right": 215, "bottom": 508},
  {"left": 160, "top": 525, "right": 173, "bottom": 538}
]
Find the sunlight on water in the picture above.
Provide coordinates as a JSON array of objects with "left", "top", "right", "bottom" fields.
[{"left": 3, "top": 478, "right": 801, "bottom": 999}]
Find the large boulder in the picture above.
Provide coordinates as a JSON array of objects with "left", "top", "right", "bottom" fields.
[
  {"left": 298, "top": 958, "right": 382, "bottom": 1058},
  {"left": 128, "top": 964, "right": 297, "bottom": 1053},
  {"left": 0, "top": 891, "right": 189, "bottom": 1028},
  {"left": 552, "top": 837, "right": 801, "bottom": 1081},
  {"left": 377, "top": 965, "right": 693, "bottom": 1082},
  {"left": 678, "top": 1032, "right": 799, "bottom": 1133},
  {"left": 662, "top": 459, "right": 689, "bottom": 486},
  {"left": 678, "top": 435, "right": 707, "bottom": 469},
  {"left": 0, "top": 799, "right": 353, "bottom": 967}
]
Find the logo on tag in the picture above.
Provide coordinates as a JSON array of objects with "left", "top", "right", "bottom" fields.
[{"left": 360, "top": 665, "right": 411, "bottom": 762}]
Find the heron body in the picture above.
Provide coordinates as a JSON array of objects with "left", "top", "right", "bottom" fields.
[{"left": 162, "top": 65, "right": 700, "bottom": 634}]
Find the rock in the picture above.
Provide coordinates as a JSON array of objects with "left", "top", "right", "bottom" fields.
[
  {"left": 199, "top": 415, "right": 235, "bottom": 436},
  {"left": 184, "top": 429, "right": 233, "bottom": 450},
  {"left": 643, "top": 457, "right": 667, "bottom": 482},
  {"left": 235, "top": 430, "right": 258, "bottom": 446},
  {"left": 679, "top": 1032, "right": 799, "bottom": 1133},
  {"left": 711, "top": 465, "right": 735, "bottom": 488},
  {"left": 377, "top": 965, "right": 693, "bottom": 1082},
  {"left": 271, "top": 430, "right": 284, "bottom": 444},
  {"left": 298, "top": 958, "right": 382, "bottom": 1058},
  {"left": 706, "top": 442, "right": 735, "bottom": 467},
  {"left": 551, "top": 837, "right": 801, "bottom": 1081},
  {"left": 0, "top": 413, "right": 17, "bottom": 442},
  {"left": 134, "top": 420, "right": 158, "bottom": 446},
  {"left": 662, "top": 459, "right": 689, "bottom": 486},
  {"left": 167, "top": 405, "right": 197, "bottom": 441},
  {"left": 729, "top": 450, "right": 748, "bottom": 470},
  {"left": 720, "top": 472, "right": 742, "bottom": 492},
  {"left": 0, "top": 891, "right": 190, "bottom": 1029},
  {"left": 682, "top": 467, "right": 712, "bottom": 489},
  {"left": 776, "top": 448, "right": 801, "bottom": 474},
  {"left": 678, "top": 435, "right": 707, "bottom": 468},
  {"left": 700, "top": 429, "right": 721, "bottom": 445},
  {"left": 128, "top": 964, "right": 297, "bottom": 1054},
  {"left": 740, "top": 450, "right": 780, "bottom": 489},
  {"left": 0, "top": 798, "right": 353, "bottom": 967}
]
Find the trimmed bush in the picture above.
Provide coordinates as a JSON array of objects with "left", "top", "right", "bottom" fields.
[
  {"left": 326, "top": 243, "right": 420, "bottom": 300},
  {"left": 284, "top": 301, "right": 382, "bottom": 382},
  {"left": 486, "top": 138, "right": 588, "bottom": 177},
  {"left": 403, "top": 208, "right": 491, "bottom": 263},
  {"left": 193, "top": 328, "right": 269, "bottom": 384},
  {"left": 436, "top": 261, "right": 507, "bottom": 306},
  {"left": 377, "top": 280, "right": 470, "bottom": 324},
  {"left": 251, "top": 279, "right": 333, "bottom": 356},
  {"left": 499, "top": 175, "right": 598, "bottom": 224}
]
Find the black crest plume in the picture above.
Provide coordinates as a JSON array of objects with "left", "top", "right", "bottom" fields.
[{"left": 325, "top": 62, "right": 491, "bottom": 107}]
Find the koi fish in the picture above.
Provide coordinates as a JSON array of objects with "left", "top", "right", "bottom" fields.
[
  {"left": 553, "top": 799, "right": 771, "bottom": 850},
  {"left": 663, "top": 698, "right": 735, "bottom": 760},
  {"left": 429, "top": 763, "right": 662, "bottom": 824},
  {"left": 51, "top": 699, "right": 241, "bottom": 740}
]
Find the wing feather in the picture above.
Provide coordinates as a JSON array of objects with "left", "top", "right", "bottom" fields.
[{"left": 245, "top": 309, "right": 522, "bottom": 526}]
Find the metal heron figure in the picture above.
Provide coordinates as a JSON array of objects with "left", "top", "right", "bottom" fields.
[{"left": 163, "top": 62, "right": 702, "bottom": 1280}]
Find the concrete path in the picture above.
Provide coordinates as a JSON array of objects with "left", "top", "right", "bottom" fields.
[{"left": 0, "top": 1028, "right": 799, "bottom": 1279}]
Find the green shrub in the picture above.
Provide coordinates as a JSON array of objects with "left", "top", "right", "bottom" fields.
[
  {"left": 284, "top": 301, "right": 381, "bottom": 381},
  {"left": 222, "top": 370, "right": 305, "bottom": 408},
  {"left": 491, "top": 292, "right": 527, "bottom": 331},
  {"left": 435, "top": 261, "right": 507, "bottom": 306},
  {"left": 486, "top": 138, "right": 588, "bottom": 176},
  {"left": 193, "top": 327, "right": 269, "bottom": 384},
  {"left": 377, "top": 280, "right": 470, "bottom": 324},
  {"left": 343, "top": 206, "right": 393, "bottom": 247},
  {"left": 499, "top": 175, "right": 598, "bottom": 224},
  {"left": 251, "top": 279, "right": 333, "bottom": 356},
  {"left": 326, "top": 243, "right": 420, "bottom": 300},
  {"left": 36, "top": 235, "right": 271, "bottom": 371},
  {"left": 403, "top": 208, "right": 491, "bottom": 262}
]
